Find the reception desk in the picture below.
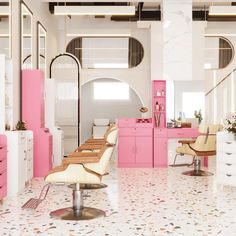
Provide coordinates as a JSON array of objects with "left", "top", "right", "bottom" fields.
[{"left": 118, "top": 118, "right": 200, "bottom": 168}]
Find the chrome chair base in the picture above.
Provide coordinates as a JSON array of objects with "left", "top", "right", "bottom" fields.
[
  {"left": 69, "top": 183, "right": 107, "bottom": 190},
  {"left": 182, "top": 170, "right": 213, "bottom": 176},
  {"left": 50, "top": 183, "right": 106, "bottom": 220},
  {"left": 182, "top": 158, "right": 213, "bottom": 176},
  {"left": 80, "top": 183, "right": 108, "bottom": 190},
  {"left": 50, "top": 207, "right": 105, "bottom": 220}
]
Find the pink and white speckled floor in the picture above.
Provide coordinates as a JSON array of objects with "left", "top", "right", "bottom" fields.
[{"left": 1, "top": 163, "right": 236, "bottom": 236}]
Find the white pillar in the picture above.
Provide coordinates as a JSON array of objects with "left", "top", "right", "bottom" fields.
[{"left": 162, "top": 0, "right": 192, "bottom": 81}]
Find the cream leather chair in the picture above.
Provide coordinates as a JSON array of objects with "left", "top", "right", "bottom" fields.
[
  {"left": 79, "top": 127, "right": 118, "bottom": 153},
  {"left": 84, "top": 124, "right": 117, "bottom": 145},
  {"left": 170, "top": 125, "right": 208, "bottom": 167},
  {"left": 180, "top": 124, "right": 222, "bottom": 176},
  {"left": 75, "top": 128, "right": 118, "bottom": 189},
  {"left": 45, "top": 145, "right": 114, "bottom": 220}
]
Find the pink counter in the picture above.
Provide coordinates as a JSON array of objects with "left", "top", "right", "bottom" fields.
[{"left": 118, "top": 118, "right": 199, "bottom": 168}]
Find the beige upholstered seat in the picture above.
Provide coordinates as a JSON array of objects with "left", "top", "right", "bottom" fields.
[
  {"left": 44, "top": 128, "right": 118, "bottom": 221},
  {"left": 44, "top": 145, "right": 115, "bottom": 221},
  {"left": 180, "top": 124, "right": 222, "bottom": 176},
  {"left": 78, "top": 127, "right": 118, "bottom": 153},
  {"left": 172, "top": 124, "right": 222, "bottom": 167},
  {"left": 45, "top": 146, "right": 114, "bottom": 184}
]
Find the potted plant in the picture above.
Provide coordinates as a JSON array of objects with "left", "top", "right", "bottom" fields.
[
  {"left": 194, "top": 109, "right": 203, "bottom": 124},
  {"left": 15, "top": 121, "right": 27, "bottom": 131},
  {"left": 223, "top": 112, "right": 236, "bottom": 140}
]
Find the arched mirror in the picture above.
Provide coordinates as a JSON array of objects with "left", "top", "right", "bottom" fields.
[
  {"left": 21, "top": 2, "right": 32, "bottom": 69},
  {"left": 66, "top": 37, "right": 144, "bottom": 69},
  {"left": 205, "top": 37, "right": 234, "bottom": 70},
  {"left": 0, "top": 1, "right": 11, "bottom": 57},
  {"left": 50, "top": 54, "right": 80, "bottom": 155},
  {"left": 37, "top": 21, "right": 46, "bottom": 74}
]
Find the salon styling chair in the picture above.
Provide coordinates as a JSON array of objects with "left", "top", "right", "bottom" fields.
[
  {"left": 181, "top": 124, "right": 222, "bottom": 176},
  {"left": 45, "top": 144, "right": 115, "bottom": 220}
]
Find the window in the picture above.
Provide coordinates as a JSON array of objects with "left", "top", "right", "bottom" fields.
[
  {"left": 182, "top": 92, "right": 205, "bottom": 118},
  {"left": 94, "top": 82, "right": 129, "bottom": 100}
]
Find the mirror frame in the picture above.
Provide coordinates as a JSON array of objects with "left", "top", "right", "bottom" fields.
[
  {"left": 21, "top": 0, "right": 33, "bottom": 69},
  {"left": 0, "top": 0, "right": 12, "bottom": 57},
  {"left": 37, "top": 21, "right": 47, "bottom": 73}
]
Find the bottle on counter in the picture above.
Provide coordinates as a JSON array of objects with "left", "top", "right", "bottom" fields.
[
  {"left": 161, "top": 89, "right": 165, "bottom": 96},
  {"left": 155, "top": 101, "right": 160, "bottom": 111}
]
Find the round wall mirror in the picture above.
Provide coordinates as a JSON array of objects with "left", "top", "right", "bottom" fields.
[
  {"left": 205, "top": 37, "right": 234, "bottom": 70},
  {"left": 66, "top": 37, "right": 144, "bottom": 69}
]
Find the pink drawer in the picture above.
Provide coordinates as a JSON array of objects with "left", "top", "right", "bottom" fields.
[
  {"left": 0, "top": 184, "right": 7, "bottom": 199},
  {"left": 0, "top": 159, "right": 7, "bottom": 173},
  {"left": 154, "top": 128, "right": 167, "bottom": 137},
  {"left": 0, "top": 171, "right": 6, "bottom": 186},
  {"left": 118, "top": 118, "right": 136, "bottom": 128},
  {"left": 135, "top": 128, "right": 153, "bottom": 136},
  {"left": 167, "top": 128, "right": 198, "bottom": 138},
  {"left": 119, "top": 128, "right": 136, "bottom": 136},
  {"left": 0, "top": 146, "right": 7, "bottom": 161}
]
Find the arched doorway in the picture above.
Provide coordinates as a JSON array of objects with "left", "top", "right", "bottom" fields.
[{"left": 81, "top": 78, "right": 143, "bottom": 142}]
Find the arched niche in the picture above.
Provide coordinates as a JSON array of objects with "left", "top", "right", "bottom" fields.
[
  {"left": 49, "top": 53, "right": 80, "bottom": 154},
  {"left": 81, "top": 77, "right": 143, "bottom": 142}
]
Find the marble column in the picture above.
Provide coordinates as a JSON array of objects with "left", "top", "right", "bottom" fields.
[{"left": 162, "top": 0, "right": 192, "bottom": 80}]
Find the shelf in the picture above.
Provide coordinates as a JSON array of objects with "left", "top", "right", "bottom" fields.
[
  {"left": 154, "top": 96, "right": 165, "bottom": 98},
  {"left": 153, "top": 111, "right": 165, "bottom": 113}
]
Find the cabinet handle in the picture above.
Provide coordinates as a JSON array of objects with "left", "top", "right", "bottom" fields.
[
  {"left": 226, "top": 174, "right": 232, "bottom": 177},
  {"left": 0, "top": 147, "right": 2, "bottom": 150},
  {"left": 177, "top": 133, "right": 184, "bottom": 136},
  {"left": 0, "top": 160, "right": 2, "bottom": 163},
  {"left": 226, "top": 163, "right": 232, "bottom": 166},
  {"left": 226, "top": 142, "right": 232, "bottom": 144}
]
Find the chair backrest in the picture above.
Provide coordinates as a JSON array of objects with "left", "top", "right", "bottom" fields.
[
  {"left": 84, "top": 146, "right": 114, "bottom": 175},
  {"left": 198, "top": 124, "right": 222, "bottom": 134},
  {"left": 104, "top": 127, "right": 118, "bottom": 145},
  {"left": 191, "top": 134, "right": 216, "bottom": 153}
]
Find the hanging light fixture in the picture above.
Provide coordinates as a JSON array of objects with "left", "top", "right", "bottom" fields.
[{"left": 54, "top": 6, "right": 136, "bottom": 16}]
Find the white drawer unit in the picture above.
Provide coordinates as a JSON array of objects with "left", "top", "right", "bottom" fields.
[
  {"left": 217, "top": 131, "right": 236, "bottom": 187},
  {"left": 6, "top": 130, "right": 33, "bottom": 196}
]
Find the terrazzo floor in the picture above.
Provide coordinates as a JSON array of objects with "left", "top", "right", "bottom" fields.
[{"left": 1, "top": 163, "right": 236, "bottom": 236}]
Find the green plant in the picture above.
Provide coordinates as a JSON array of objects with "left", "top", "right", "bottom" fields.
[
  {"left": 15, "top": 121, "right": 27, "bottom": 130},
  {"left": 194, "top": 109, "right": 203, "bottom": 124}
]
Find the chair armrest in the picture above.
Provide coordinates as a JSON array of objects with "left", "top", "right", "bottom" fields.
[
  {"left": 86, "top": 138, "right": 105, "bottom": 143},
  {"left": 178, "top": 139, "right": 196, "bottom": 144},
  {"left": 77, "top": 144, "right": 103, "bottom": 151},
  {"left": 63, "top": 154, "right": 100, "bottom": 165}
]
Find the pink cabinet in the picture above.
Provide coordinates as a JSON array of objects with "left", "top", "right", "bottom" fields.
[
  {"left": 136, "top": 136, "right": 153, "bottom": 164},
  {"left": 0, "top": 135, "right": 7, "bottom": 200},
  {"left": 154, "top": 138, "right": 167, "bottom": 167},
  {"left": 118, "top": 120, "right": 153, "bottom": 168},
  {"left": 118, "top": 136, "right": 135, "bottom": 164},
  {"left": 22, "top": 70, "right": 53, "bottom": 177}
]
